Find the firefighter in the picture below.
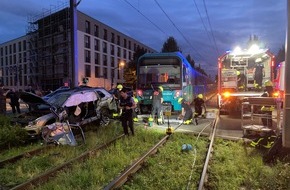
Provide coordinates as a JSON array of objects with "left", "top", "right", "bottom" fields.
[
  {"left": 253, "top": 58, "right": 265, "bottom": 91},
  {"left": 151, "top": 86, "right": 164, "bottom": 125},
  {"left": 118, "top": 88, "right": 136, "bottom": 136},
  {"left": 112, "top": 84, "right": 123, "bottom": 118},
  {"left": 178, "top": 97, "right": 193, "bottom": 125},
  {"left": 237, "top": 70, "right": 245, "bottom": 90},
  {"left": 132, "top": 92, "right": 139, "bottom": 122},
  {"left": 193, "top": 94, "right": 206, "bottom": 125},
  {"left": 260, "top": 80, "right": 274, "bottom": 128}
]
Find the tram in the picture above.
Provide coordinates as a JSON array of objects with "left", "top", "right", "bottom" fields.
[{"left": 136, "top": 52, "right": 210, "bottom": 113}]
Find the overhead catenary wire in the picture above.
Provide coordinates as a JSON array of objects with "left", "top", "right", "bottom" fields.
[
  {"left": 202, "top": 0, "right": 220, "bottom": 56},
  {"left": 153, "top": 0, "right": 203, "bottom": 60},
  {"left": 122, "top": 0, "right": 168, "bottom": 36}
]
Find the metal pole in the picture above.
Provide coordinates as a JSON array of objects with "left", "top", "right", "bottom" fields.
[
  {"left": 283, "top": 0, "right": 290, "bottom": 147},
  {"left": 70, "top": 0, "right": 78, "bottom": 87}
]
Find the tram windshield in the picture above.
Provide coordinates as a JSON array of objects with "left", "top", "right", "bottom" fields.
[{"left": 137, "top": 58, "right": 181, "bottom": 89}]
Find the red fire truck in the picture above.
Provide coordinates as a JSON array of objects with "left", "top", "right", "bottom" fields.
[{"left": 217, "top": 45, "right": 275, "bottom": 114}]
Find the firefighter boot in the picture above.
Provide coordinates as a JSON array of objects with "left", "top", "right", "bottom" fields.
[{"left": 183, "top": 119, "right": 193, "bottom": 125}]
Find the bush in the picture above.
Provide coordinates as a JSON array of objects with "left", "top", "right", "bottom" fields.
[{"left": 0, "top": 115, "right": 28, "bottom": 149}]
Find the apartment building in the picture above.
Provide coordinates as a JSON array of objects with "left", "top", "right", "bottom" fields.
[{"left": 0, "top": 5, "right": 155, "bottom": 91}]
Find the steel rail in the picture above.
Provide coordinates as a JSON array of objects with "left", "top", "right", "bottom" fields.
[
  {"left": 198, "top": 115, "right": 219, "bottom": 190},
  {"left": 10, "top": 134, "right": 124, "bottom": 190},
  {"left": 104, "top": 135, "right": 170, "bottom": 190},
  {"left": 0, "top": 145, "right": 53, "bottom": 168}
]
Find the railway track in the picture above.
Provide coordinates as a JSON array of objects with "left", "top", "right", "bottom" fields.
[
  {"left": 1, "top": 94, "right": 219, "bottom": 189},
  {"left": 103, "top": 115, "right": 218, "bottom": 189},
  {"left": 8, "top": 134, "right": 124, "bottom": 190}
]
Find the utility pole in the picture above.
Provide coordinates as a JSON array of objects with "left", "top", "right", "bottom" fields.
[
  {"left": 70, "top": 0, "right": 79, "bottom": 87},
  {"left": 283, "top": 0, "right": 290, "bottom": 147}
]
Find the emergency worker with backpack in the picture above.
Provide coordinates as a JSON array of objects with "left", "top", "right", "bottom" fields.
[
  {"left": 177, "top": 97, "right": 193, "bottom": 125},
  {"left": 193, "top": 94, "right": 206, "bottom": 125}
]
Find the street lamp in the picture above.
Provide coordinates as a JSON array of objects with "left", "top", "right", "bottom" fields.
[{"left": 111, "top": 60, "right": 125, "bottom": 88}]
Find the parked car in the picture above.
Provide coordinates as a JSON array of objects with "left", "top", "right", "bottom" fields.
[{"left": 12, "top": 86, "right": 114, "bottom": 139}]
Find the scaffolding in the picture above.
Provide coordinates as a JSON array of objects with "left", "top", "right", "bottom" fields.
[{"left": 27, "top": 1, "right": 70, "bottom": 91}]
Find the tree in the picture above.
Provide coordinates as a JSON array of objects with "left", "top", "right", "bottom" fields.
[
  {"left": 123, "top": 46, "right": 147, "bottom": 89},
  {"left": 275, "top": 45, "right": 285, "bottom": 65},
  {"left": 161, "top": 36, "right": 180, "bottom": 52},
  {"left": 186, "top": 54, "right": 195, "bottom": 68}
]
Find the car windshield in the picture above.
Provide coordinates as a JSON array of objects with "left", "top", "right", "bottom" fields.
[{"left": 47, "top": 93, "right": 71, "bottom": 108}]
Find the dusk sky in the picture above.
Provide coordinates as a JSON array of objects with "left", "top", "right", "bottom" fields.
[{"left": 0, "top": 0, "right": 287, "bottom": 78}]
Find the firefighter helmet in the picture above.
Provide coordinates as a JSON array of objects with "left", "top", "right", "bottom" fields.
[
  {"left": 117, "top": 84, "right": 123, "bottom": 90},
  {"left": 178, "top": 97, "right": 183, "bottom": 104},
  {"left": 158, "top": 86, "right": 163, "bottom": 92},
  {"left": 264, "top": 80, "right": 273, "bottom": 87},
  {"left": 236, "top": 70, "right": 240, "bottom": 75},
  {"left": 197, "top": 94, "right": 203, "bottom": 99},
  {"left": 255, "top": 58, "right": 262, "bottom": 63}
]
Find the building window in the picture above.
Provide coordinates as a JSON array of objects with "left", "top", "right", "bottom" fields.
[
  {"left": 117, "top": 35, "right": 120, "bottom": 46},
  {"left": 110, "top": 57, "right": 114, "bottom": 67},
  {"left": 103, "top": 55, "right": 107, "bottom": 66},
  {"left": 85, "top": 65, "right": 91, "bottom": 77},
  {"left": 103, "top": 29, "right": 107, "bottom": 40},
  {"left": 123, "top": 39, "right": 127, "bottom": 48},
  {"left": 13, "top": 44, "right": 16, "bottom": 53},
  {"left": 111, "top": 32, "right": 115, "bottom": 43},
  {"left": 84, "top": 35, "right": 90, "bottom": 48},
  {"left": 117, "top": 47, "right": 121, "bottom": 57},
  {"left": 95, "top": 66, "right": 100, "bottom": 77},
  {"left": 85, "top": 50, "right": 91, "bottom": 63},
  {"left": 129, "top": 52, "right": 132, "bottom": 60},
  {"left": 103, "top": 67, "right": 108, "bottom": 79},
  {"left": 110, "top": 45, "right": 114, "bottom": 55},
  {"left": 94, "top": 25, "right": 99, "bottom": 37},
  {"left": 23, "top": 40, "right": 26, "bottom": 51},
  {"left": 123, "top": 49, "right": 126, "bottom": 59},
  {"left": 128, "top": 41, "right": 131, "bottom": 50},
  {"left": 23, "top": 52, "right": 26, "bottom": 62},
  {"left": 18, "top": 42, "right": 21, "bottom": 52},
  {"left": 103, "top": 42, "right": 107, "bottom": 53},
  {"left": 94, "top": 39, "right": 99, "bottom": 51},
  {"left": 85, "top": 20, "right": 91, "bottom": 34},
  {"left": 95, "top": 52, "right": 99, "bottom": 65}
]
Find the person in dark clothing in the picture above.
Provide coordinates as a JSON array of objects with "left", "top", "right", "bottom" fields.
[
  {"left": 193, "top": 94, "right": 206, "bottom": 125},
  {"left": 151, "top": 86, "right": 163, "bottom": 125},
  {"left": 253, "top": 58, "right": 265, "bottom": 90},
  {"left": 5, "top": 88, "right": 20, "bottom": 114},
  {"left": 237, "top": 70, "right": 246, "bottom": 91},
  {"left": 261, "top": 80, "right": 274, "bottom": 128},
  {"left": 0, "top": 85, "right": 6, "bottom": 115},
  {"left": 178, "top": 97, "right": 193, "bottom": 125},
  {"left": 119, "top": 88, "right": 136, "bottom": 136}
]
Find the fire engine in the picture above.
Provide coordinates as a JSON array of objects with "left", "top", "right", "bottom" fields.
[
  {"left": 217, "top": 45, "right": 275, "bottom": 114},
  {"left": 274, "top": 61, "right": 285, "bottom": 99}
]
